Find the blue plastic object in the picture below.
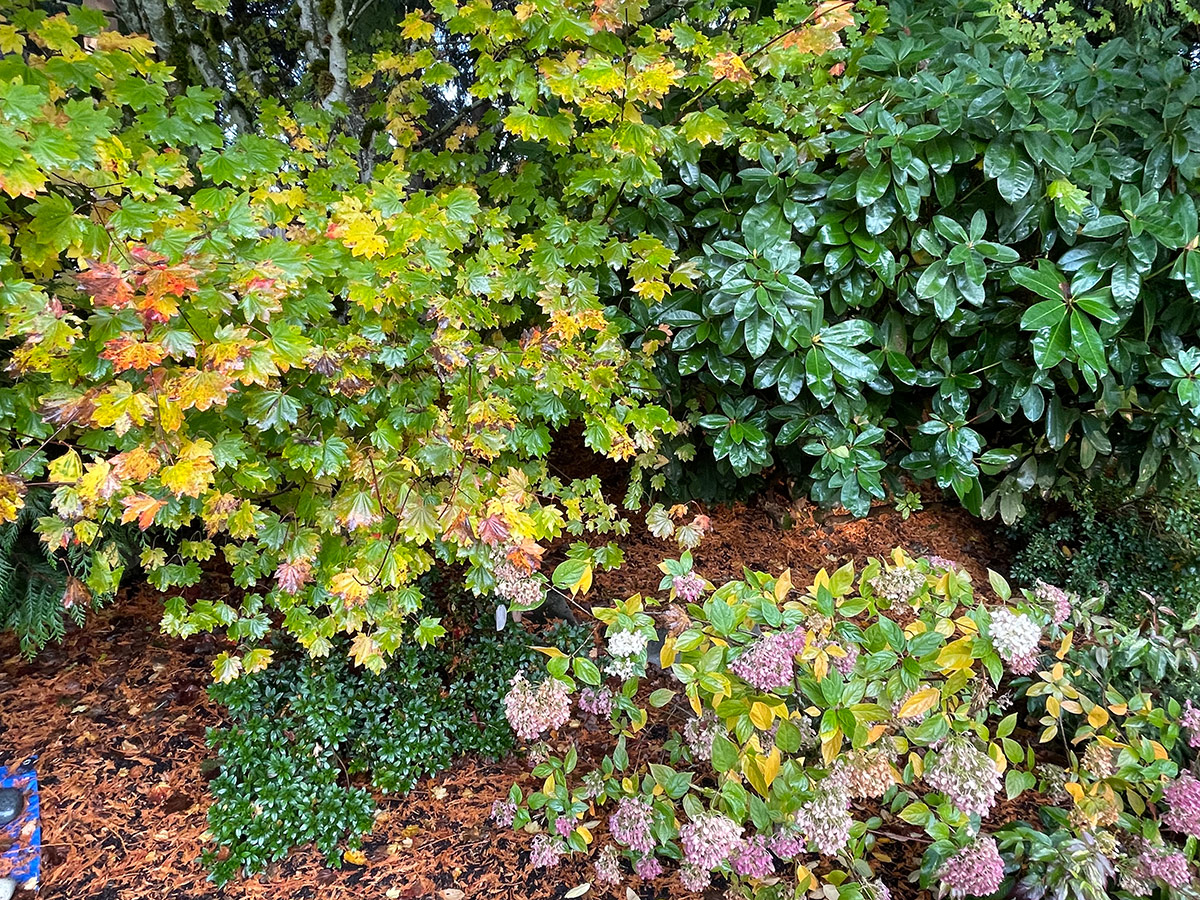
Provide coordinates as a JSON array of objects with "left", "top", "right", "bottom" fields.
[{"left": 0, "top": 756, "right": 40, "bottom": 892}]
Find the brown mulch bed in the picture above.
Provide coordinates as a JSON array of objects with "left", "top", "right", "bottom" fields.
[{"left": 0, "top": 498, "right": 1016, "bottom": 900}]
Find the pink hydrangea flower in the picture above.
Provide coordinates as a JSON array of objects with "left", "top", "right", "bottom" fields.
[
  {"left": 768, "top": 829, "right": 805, "bottom": 861},
  {"left": 503, "top": 673, "right": 571, "bottom": 741},
  {"left": 1183, "top": 701, "right": 1200, "bottom": 749},
  {"left": 1035, "top": 580, "right": 1074, "bottom": 625},
  {"left": 832, "top": 643, "right": 859, "bottom": 676},
  {"left": 578, "top": 686, "right": 615, "bottom": 717},
  {"left": 680, "top": 812, "right": 742, "bottom": 870},
  {"left": 729, "top": 626, "right": 807, "bottom": 692},
  {"left": 634, "top": 855, "right": 663, "bottom": 880},
  {"left": 610, "top": 796, "right": 655, "bottom": 854},
  {"left": 672, "top": 572, "right": 706, "bottom": 602},
  {"left": 1136, "top": 846, "right": 1192, "bottom": 889},
  {"left": 732, "top": 834, "right": 774, "bottom": 878},
  {"left": 937, "top": 836, "right": 1005, "bottom": 899},
  {"left": 924, "top": 735, "right": 1001, "bottom": 819},
  {"left": 531, "top": 833, "right": 564, "bottom": 868},
  {"left": 1164, "top": 774, "right": 1200, "bottom": 839}
]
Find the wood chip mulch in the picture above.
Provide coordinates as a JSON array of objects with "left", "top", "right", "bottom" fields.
[{"left": 0, "top": 497, "right": 1025, "bottom": 900}]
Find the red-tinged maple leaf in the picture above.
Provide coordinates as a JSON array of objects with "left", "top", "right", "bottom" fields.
[
  {"left": 139, "top": 259, "right": 198, "bottom": 299},
  {"left": 101, "top": 336, "right": 168, "bottom": 372},
  {"left": 77, "top": 262, "right": 133, "bottom": 309},
  {"left": 275, "top": 559, "right": 313, "bottom": 594},
  {"left": 129, "top": 246, "right": 168, "bottom": 266},
  {"left": 440, "top": 510, "right": 475, "bottom": 545},
  {"left": 506, "top": 537, "right": 545, "bottom": 574},
  {"left": 708, "top": 51, "right": 754, "bottom": 84},
  {"left": 134, "top": 292, "right": 180, "bottom": 326},
  {"left": 477, "top": 514, "right": 511, "bottom": 546},
  {"left": 120, "top": 492, "right": 166, "bottom": 530}
]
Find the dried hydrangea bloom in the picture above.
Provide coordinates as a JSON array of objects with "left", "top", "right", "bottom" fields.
[
  {"left": 869, "top": 565, "right": 926, "bottom": 605},
  {"left": 530, "top": 833, "right": 564, "bottom": 868},
  {"left": 1164, "top": 773, "right": 1200, "bottom": 839},
  {"left": 610, "top": 796, "right": 655, "bottom": 854},
  {"left": 1082, "top": 742, "right": 1115, "bottom": 778},
  {"left": 593, "top": 844, "right": 622, "bottom": 886},
  {"left": 795, "top": 767, "right": 852, "bottom": 855},
  {"left": 490, "top": 798, "right": 516, "bottom": 827},
  {"left": 924, "top": 735, "right": 1001, "bottom": 819},
  {"left": 729, "top": 626, "right": 807, "bottom": 692},
  {"left": 683, "top": 711, "right": 721, "bottom": 761},
  {"left": 680, "top": 812, "right": 743, "bottom": 870},
  {"left": 937, "top": 836, "right": 1005, "bottom": 900},
  {"left": 679, "top": 862, "right": 711, "bottom": 892},
  {"left": 503, "top": 673, "right": 571, "bottom": 741},
  {"left": 837, "top": 746, "right": 897, "bottom": 799}
]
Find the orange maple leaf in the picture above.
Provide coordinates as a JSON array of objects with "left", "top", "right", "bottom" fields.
[
  {"left": 110, "top": 446, "right": 161, "bottom": 481},
  {"left": 77, "top": 263, "right": 133, "bottom": 309},
  {"left": 506, "top": 537, "right": 545, "bottom": 574},
  {"left": 120, "top": 492, "right": 166, "bottom": 530},
  {"left": 101, "top": 336, "right": 168, "bottom": 372},
  {"left": 708, "top": 51, "right": 754, "bottom": 84}
]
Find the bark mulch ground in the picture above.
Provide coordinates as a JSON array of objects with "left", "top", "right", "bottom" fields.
[{"left": 0, "top": 497, "right": 1013, "bottom": 900}]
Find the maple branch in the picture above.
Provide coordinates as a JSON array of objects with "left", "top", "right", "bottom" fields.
[
  {"left": 416, "top": 98, "right": 492, "bottom": 150},
  {"left": 671, "top": 0, "right": 854, "bottom": 125}
]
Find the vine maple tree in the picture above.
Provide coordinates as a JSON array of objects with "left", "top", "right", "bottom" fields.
[{"left": 0, "top": 0, "right": 869, "bottom": 672}]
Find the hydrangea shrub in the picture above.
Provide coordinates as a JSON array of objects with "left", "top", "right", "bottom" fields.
[{"left": 499, "top": 551, "right": 1199, "bottom": 899}]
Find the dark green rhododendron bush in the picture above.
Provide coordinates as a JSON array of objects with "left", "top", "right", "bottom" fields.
[{"left": 640, "top": 5, "right": 1200, "bottom": 520}]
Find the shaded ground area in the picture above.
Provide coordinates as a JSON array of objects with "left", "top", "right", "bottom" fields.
[{"left": 0, "top": 498, "right": 1007, "bottom": 899}]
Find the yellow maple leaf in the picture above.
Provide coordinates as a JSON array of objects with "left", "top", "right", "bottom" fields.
[
  {"left": 0, "top": 476, "right": 25, "bottom": 523},
  {"left": 708, "top": 51, "right": 754, "bottom": 84},
  {"left": 110, "top": 446, "right": 160, "bottom": 481},
  {"left": 331, "top": 568, "right": 371, "bottom": 606},
  {"left": 159, "top": 439, "right": 215, "bottom": 498}
]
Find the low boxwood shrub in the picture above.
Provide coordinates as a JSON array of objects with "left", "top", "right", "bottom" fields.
[
  {"left": 1008, "top": 479, "right": 1200, "bottom": 624},
  {"left": 204, "top": 603, "right": 589, "bottom": 884},
  {"left": 498, "top": 551, "right": 1200, "bottom": 899}
]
